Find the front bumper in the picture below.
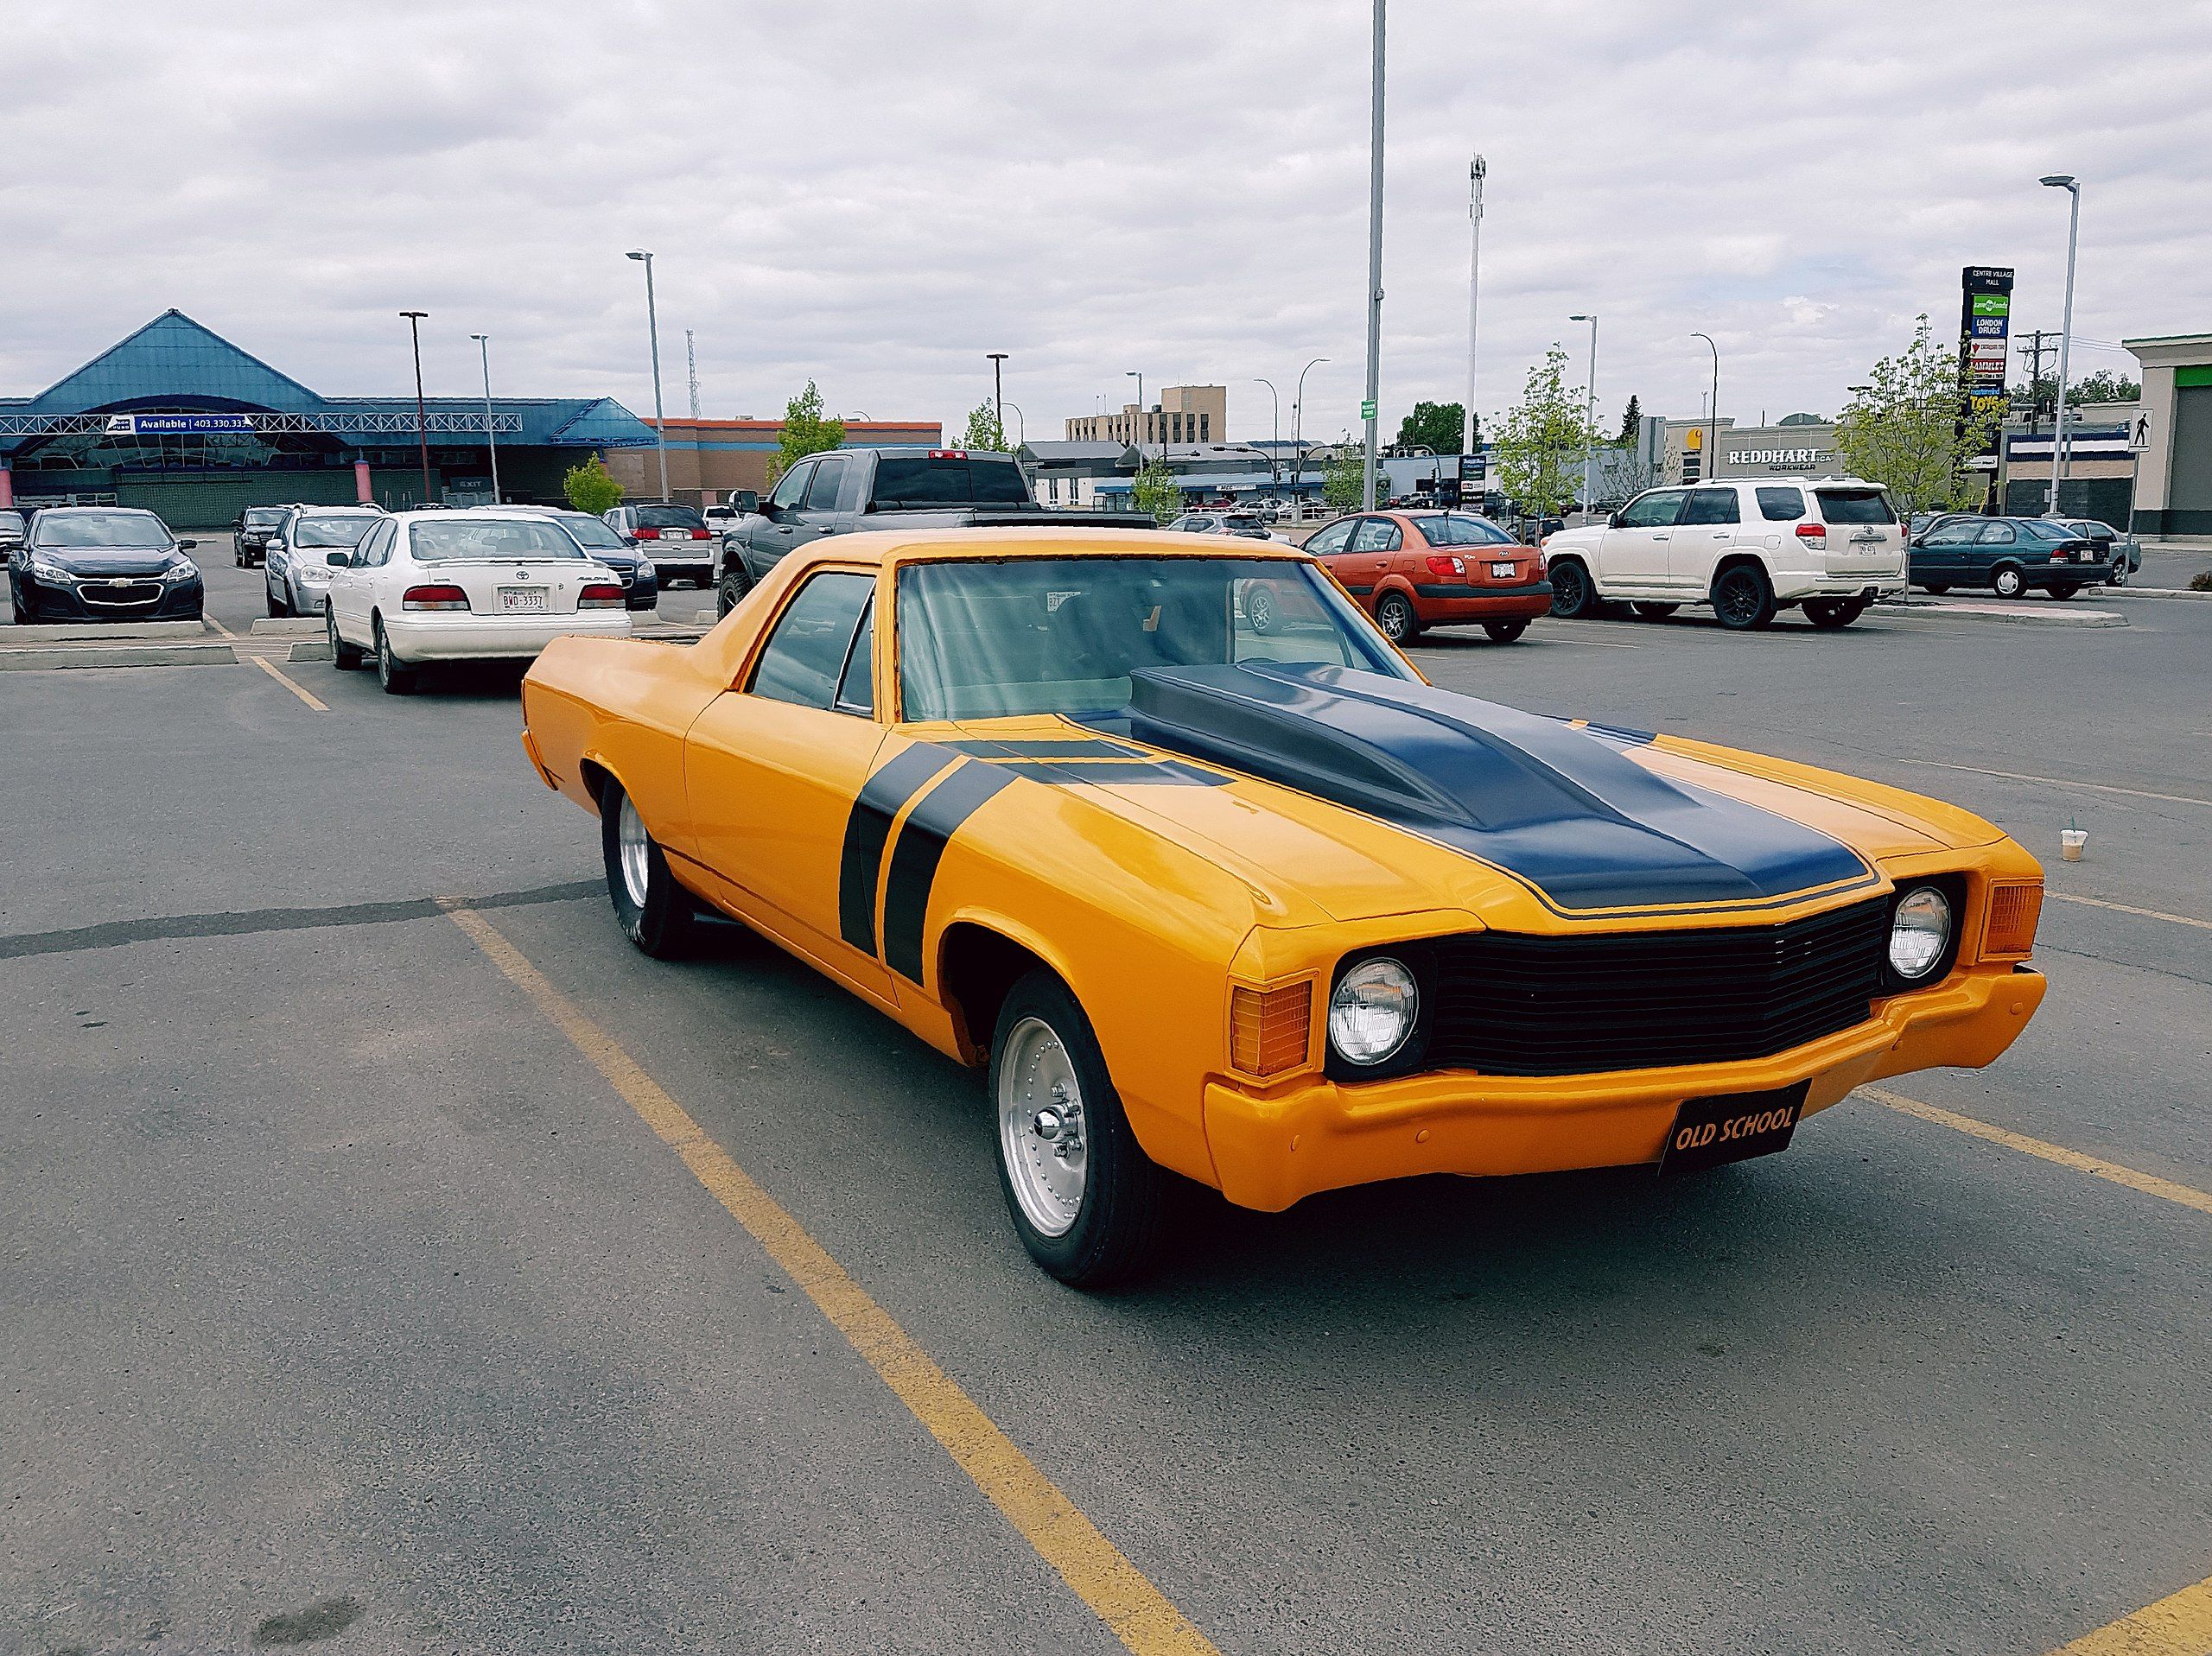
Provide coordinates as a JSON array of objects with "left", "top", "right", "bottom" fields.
[
  {"left": 1200, "top": 961, "right": 2045, "bottom": 1211},
  {"left": 15, "top": 574, "right": 203, "bottom": 622},
  {"left": 381, "top": 609, "right": 632, "bottom": 662}
]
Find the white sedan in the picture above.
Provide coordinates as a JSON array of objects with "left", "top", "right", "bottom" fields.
[{"left": 323, "top": 510, "right": 632, "bottom": 694}]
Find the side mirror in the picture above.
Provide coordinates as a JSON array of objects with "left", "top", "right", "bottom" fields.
[
  {"left": 177, "top": 538, "right": 199, "bottom": 550},
  {"left": 326, "top": 551, "right": 351, "bottom": 568},
  {"left": 730, "top": 490, "right": 760, "bottom": 515},
  {"left": 1607, "top": 511, "right": 1624, "bottom": 529}
]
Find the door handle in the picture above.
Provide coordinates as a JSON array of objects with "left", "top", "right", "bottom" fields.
[
  {"left": 1653, "top": 533, "right": 1670, "bottom": 540},
  {"left": 775, "top": 525, "right": 796, "bottom": 535}
]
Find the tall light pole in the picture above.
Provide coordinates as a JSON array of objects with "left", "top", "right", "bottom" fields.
[
  {"left": 1465, "top": 155, "right": 1486, "bottom": 458},
  {"left": 1002, "top": 402, "right": 1027, "bottom": 446},
  {"left": 986, "top": 352, "right": 1008, "bottom": 447},
  {"left": 626, "top": 250, "right": 670, "bottom": 500},
  {"left": 1254, "top": 378, "right": 1281, "bottom": 490},
  {"left": 1691, "top": 332, "right": 1719, "bottom": 484},
  {"left": 470, "top": 332, "right": 501, "bottom": 503},
  {"left": 1125, "top": 371, "right": 1143, "bottom": 448},
  {"left": 2040, "top": 174, "right": 2082, "bottom": 516},
  {"left": 1360, "top": 0, "right": 1387, "bottom": 511},
  {"left": 1293, "top": 355, "right": 1329, "bottom": 504},
  {"left": 1569, "top": 313, "right": 1598, "bottom": 518},
  {"left": 398, "top": 310, "right": 431, "bottom": 505}
]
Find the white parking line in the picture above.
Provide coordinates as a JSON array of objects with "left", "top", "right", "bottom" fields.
[{"left": 1899, "top": 759, "right": 2212, "bottom": 809}]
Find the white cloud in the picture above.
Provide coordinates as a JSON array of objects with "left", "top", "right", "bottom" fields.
[{"left": 1, "top": 0, "right": 2204, "bottom": 440}]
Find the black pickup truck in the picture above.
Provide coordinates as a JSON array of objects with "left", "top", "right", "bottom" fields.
[{"left": 709, "top": 446, "right": 1155, "bottom": 614}]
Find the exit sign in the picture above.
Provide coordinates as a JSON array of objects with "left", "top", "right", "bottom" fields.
[{"left": 1360, "top": 399, "right": 1377, "bottom": 420}]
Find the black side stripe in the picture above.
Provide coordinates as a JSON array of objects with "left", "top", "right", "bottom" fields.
[
  {"left": 836, "top": 743, "right": 957, "bottom": 955},
  {"left": 881, "top": 760, "right": 1017, "bottom": 984},
  {"left": 941, "top": 738, "right": 1150, "bottom": 759}
]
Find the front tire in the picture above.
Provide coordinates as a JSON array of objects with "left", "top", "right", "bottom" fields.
[
  {"left": 715, "top": 563, "right": 752, "bottom": 619},
  {"left": 1375, "top": 590, "right": 1420, "bottom": 644},
  {"left": 373, "top": 618, "right": 417, "bottom": 695},
  {"left": 1483, "top": 619, "right": 1529, "bottom": 644},
  {"left": 1548, "top": 558, "right": 1597, "bottom": 618},
  {"left": 990, "top": 969, "right": 1171, "bottom": 1289},
  {"left": 1803, "top": 597, "right": 1868, "bottom": 629},
  {"left": 600, "top": 778, "right": 698, "bottom": 959},
  {"left": 327, "top": 604, "right": 363, "bottom": 669},
  {"left": 1711, "top": 563, "right": 1777, "bottom": 631},
  {"left": 1630, "top": 602, "right": 1679, "bottom": 620}
]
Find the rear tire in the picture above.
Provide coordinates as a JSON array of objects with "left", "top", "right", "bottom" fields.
[
  {"left": 1630, "top": 602, "right": 1679, "bottom": 620},
  {"left": 600, "top": 777, "right": 699, "bottom": 959},
  {"left": 2049, "top": 582, "right": 2080, "bottom": 600},
  {"left": 373, "top": 618, "right": 417, "bottom": 695},
  {"left": 1375, "top": 591, "right": 1420, "bottom": 644},
  {"left": 990, "top": 968, "right": 1173, "bottom": 1290},
  {"left": 1482, "top": 619, "right": 1529, "bottom": 644},
  {"left": 716, "top": 564, "right": 752, "bottom": 619},
  {"left": 1803, "top": 597, "right": 1868, "bottom": 630},
  {"left": 266, "top": 581, "right": 289, "bottom": 619},
  {"left": 1992, "top": 564, "right": 2026, "bottom": 600},
  {"left": 1243, "top": 582, "right": 1278, "bottom": 634},
  {"left": 1711, "top": 563, "right": 1777, "bottom": 631},
  {"left": 2106, "top": 563, "right": 2128, "bottom": 587},
  {"left": 1548, "top": 558, "right": 1597, "bottom": 619},
  {"left": 1923, "top": 583, "right": 1950, "bottom": 594},
  {"left": 327, "top": 604, "right": 363, "bottom": 669}
]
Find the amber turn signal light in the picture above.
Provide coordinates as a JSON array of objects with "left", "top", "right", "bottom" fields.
[
  {"left": 1230, "top": 982, "right": 1313, "bottom": 1077},
  {"left": 1984, "top": 881, "right": 2044, "bottom": 957}
]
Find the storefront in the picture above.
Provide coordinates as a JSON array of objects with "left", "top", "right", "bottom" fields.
[{"left": 2125, "top": 333, "right": 2212, "bottom": 537}]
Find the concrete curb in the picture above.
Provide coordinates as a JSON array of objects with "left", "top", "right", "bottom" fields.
[
  {"left": 2099, "top": 586, "right": 2212, "bottom": 602},
  {"left": 251, "top": 617, "right": 324, "bottom": 635},
  {"left": 4, "top": 619, "right": 213, "bottom": 644},
  {"left": 0, "top": 642, "right": 238, "bottom": 670},
  {"left": 287, "top": 641, "right": 334, "bottom": 663},
  {"left": 1905, "top": 602, "right": 2126, "bottom": 627}
]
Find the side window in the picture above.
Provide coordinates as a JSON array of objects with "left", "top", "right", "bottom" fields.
[
  {"left": 1925, "top": 523, "right": 1976, "bottom": 547},
  {"left": 1978, "top": 523, "right": 2018, "bottom": 545},
  {"left": 1756, "top": 486, "right": 1806, "bottom": 522},
  {"left": 356, "top": 520, "right": 395, "bottom": 567},
  {"left": 748, "top": 572, "right": 874, "bottom": 708},
  {"left": 834, "top": 599, "right": 875, "bottom": 715},
  {"left": 1351, "top": 517, "right": 1401, "bottom": 553},
  {"left": 804, "top": 455, "right": 850, "bottom": 511},
  {"left": 1618, "top": 490, "right": 1687, "bottom": 529},
  {"left": 1682, "top": 488, "right": 1741, "bottom": 525},
  {"left": 1303, "top": 519, "right": 1356, "bottom": 556},
  {"left": 767, "top": 461, "right": 813, "bottom": 512}
]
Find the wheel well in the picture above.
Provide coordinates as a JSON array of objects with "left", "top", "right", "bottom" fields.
[
  {"left": 1710, "top": 552, "right": 1770, "bottom": 590},
  {"left": 938, "top": 923, "right": 1053, "bottom": 1063},
  {"left": 578, "top": 758, "right": 614, "bottom": 812}
]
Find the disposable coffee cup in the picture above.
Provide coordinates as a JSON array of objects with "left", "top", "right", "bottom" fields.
[{"left": 2061, "top": 829, "right": 2087, "bottom": 861}]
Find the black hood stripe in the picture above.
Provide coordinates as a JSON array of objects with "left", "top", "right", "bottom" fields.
[{"left": 1122, "top": 663, "right": 1876, "bottom": 917}]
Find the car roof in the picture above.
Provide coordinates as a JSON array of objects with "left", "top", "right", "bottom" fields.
[{"left": 781, "top": 525, "right": 1299, "bottom": 568}]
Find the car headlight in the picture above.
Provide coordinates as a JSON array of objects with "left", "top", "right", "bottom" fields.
[
  {"left": 164, "top": 559, "right": 199, "bottom": 581},
  {"left": 297, "top": 557, "right": 331, "bottom": 579},
  {"left": 1887, "top": 885, "right": 1952, "bottom": 980},
  {"left": 30, "top": 558, "right": 72, "bottom": 581},
  {"left": 1328, "top": 956, "right": 1419, "bottom": 1065}
]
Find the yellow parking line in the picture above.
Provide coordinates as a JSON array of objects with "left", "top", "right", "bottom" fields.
[
  {"left": 203, "top": 615, "right": 236, "bottom": 638},
  {"left": 2049, "top": 1570, "right": 2212, "bottom": 1653},
  {"left": 2049, "top": 891, "right": 2212, "bottom": 933},
  {"left": 1861, "top": 1087, "right": 2212, "bottom": 1217},
  {"left": 1899, "top": 759, "right": 2212, "bottom": 809},
  {"left": 249, "top": 652, "right": 328, "bottom": 712},
  {"left": 442, "top": 903, "right": 1219, "bottom": 1656}
]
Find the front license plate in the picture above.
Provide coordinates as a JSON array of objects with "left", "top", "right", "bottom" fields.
[
  {"left": 498, "top": 587, "right": 550, "bottom": 613},
  {"left": 1658, "top": 1082, "right": 1808, "bottom": 1177},
  {"left": 1490, "top": 561, "right": 1516, "bottom": 578}
]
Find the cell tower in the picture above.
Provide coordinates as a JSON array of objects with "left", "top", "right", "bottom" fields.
[{"left": 684, "top": 328, "right": 702, "bottom": 422}]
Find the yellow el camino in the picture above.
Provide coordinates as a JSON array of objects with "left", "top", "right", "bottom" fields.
[{"left": 519, "top": 529, "right": 2047, "bottom": 1286}]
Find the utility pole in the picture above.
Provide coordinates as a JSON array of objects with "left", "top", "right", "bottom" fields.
[
  {"left": 2015, "top": 329, "right": 2057, "bottom": 428},
  {"left": 1465, "top": 155, "right": 1485, "bottom": 459},
  {"left": 470, "top": 333, "right": 500, "bottom": 503},
  {"left": 1360, "top": 0, "right": 1387, "bottom": 511},
  {"left": 684, "top": 328, "right": 702, "bottom": 422},
  {"left": 2040, "top": 174, "right": 2082, "bottom": 516},
  {"left": 626, "top": 250, "right": 670, "bottom": 500},
  {"left": 988, "top": 352, "right": 1008, "bottom": 447},
  {"left": 399, "top": 310, "right": 431, "bottom": 505}
]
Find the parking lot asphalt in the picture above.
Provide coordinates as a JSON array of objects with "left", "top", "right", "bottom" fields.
[{"left": 4, "top": 557, "right": 2208, "bottom": 1654}]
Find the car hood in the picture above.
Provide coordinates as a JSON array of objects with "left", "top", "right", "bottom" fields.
[
  {"left": 945, "top": 664, "right": 1998, "bottom": 930},
  {"left": 35, "top": 549, "right": 176, "bottom": 575}
]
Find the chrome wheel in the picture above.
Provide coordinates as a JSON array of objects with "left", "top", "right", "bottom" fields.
[
  {"left": 617, "top": 794, "right": 652, "bottom": 909},
  {"left": 997, "top": 1016, "right": 1086, "bottom": 1238}
]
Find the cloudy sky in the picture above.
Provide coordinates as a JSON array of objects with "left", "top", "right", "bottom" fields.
[{"left": 5, "top": 2, "right": 2208, "bottom": 444}]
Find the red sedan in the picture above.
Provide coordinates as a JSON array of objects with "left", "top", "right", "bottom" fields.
[{"left": 1301, "top": 511, "right": 1553, "bottom": 644}]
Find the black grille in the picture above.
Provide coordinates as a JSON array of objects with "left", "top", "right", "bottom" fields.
[
  {"left": 1424, "top": 897, "right": 1888, "bottom": 1076},
  {"left": 79, "top": 581, "right": 164, "bottom": 607}
]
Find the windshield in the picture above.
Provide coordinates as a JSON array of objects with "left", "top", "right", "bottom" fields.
[
  {"left": 245, "top": 509, "right": 288, "bottom": 527},
  {"left": 873, "top": 456, "right": 1032, "bottom": 508},
  {"left": 1815, "top": 489, "right": 1895, "bottom": 524},
  {"left": 2018, "top": 520, "right": 2081, "bottom": 542},
  {"left": 34, "top": 511, "right": 170, "bottom": 549},
  {"left": 293, "top": 515, "right": 379, "bottom": 548},
  {"left": 554, "top": 514, "right": 629, "bottom": 550},
  {"left": 897, "top": 555, "right": 1412, "bottom": 721},
  {"left": 408, "top": 520, "right": 585, "bottom": 560}
]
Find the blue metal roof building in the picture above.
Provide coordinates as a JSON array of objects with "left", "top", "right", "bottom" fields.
[{"left": 0, "top": 310, "right": 658, "bottom": 523}]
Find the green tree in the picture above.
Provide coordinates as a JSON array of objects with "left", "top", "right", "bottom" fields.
[
  {"left": 1616, "top": 393, "right": 1643, "bottom": 445},
  {"left": 2066, "top": 369, "right": 2139, "bottom": 407},
  {"left": 1130, "top": 459, "right": 1183, "bottom": 522},
  {"left": 1322, "top": 453, "right": 1363, "bottom": 512},
  {"left": 960, "top": 400, "right": 1006, "bottom": 453},
  {"left": 1492, "top": 346, "right": 1599, "bottom": 519},
  {"left": 1835, "top": 316, "right": 2002, "bottom": 517},
  {"left": 772, "top": 380, "right": 845, "bottom": 481},
  {"left": 1393, "top": 400, "right": 1465, "bottom": 454},
  {"left": 563, "top": 453, "right": 623, "bottom": 515}
]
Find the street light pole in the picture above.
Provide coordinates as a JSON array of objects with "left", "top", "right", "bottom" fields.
[
  {"left": 1465, "top": 155, "right": 1485, "bottom": 458},
  {"left": 1691, "top": 332, "right": 1719, "bottom": 484},
  {"left": 1255, "top": 378, "right": 1281, "bottom": 490},
  {"left": 1569, "top": 314, "right": 1599, "bottom": 519},
  {"left": 987, "top": 352, "right": 1008, "bottom": 447},
  {"left": 470, "top": 333, "right": 501, "bottom": 504},
  {"left": 399, "top": 310, "right": 431, "bottom": 505},
  {"left": 1361, "top": 0, "right": 1387, "bottom": 511},
  {"left": 1002, "top": 403, "right": 1026, "bottom": 446},
  {"left": 626, "top": 250, "right": 670, "bottom": 500},
  {"left": 1126, "top": 371, "right": 1143, "bottom": 449},
  {"left": 1294, "top": 356, "right": 1329, "bottom": 506},
  {"left": 2040, "top": 174, "right": 2082, "bottom": 516}
]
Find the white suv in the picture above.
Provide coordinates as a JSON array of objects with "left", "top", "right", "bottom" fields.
[{"left": 1541, "top": 477, "right": 1905, "bottom": 631}]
